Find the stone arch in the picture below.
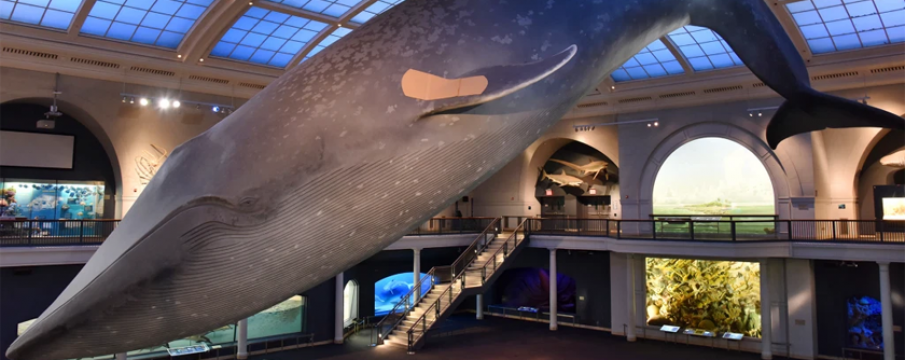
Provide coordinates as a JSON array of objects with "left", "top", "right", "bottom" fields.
[
  {"left": 0, "top": 97, "right": 124, "bottom": 217},
  {"left": 636, "top": 122, "right": 801, "bottom": 220}
]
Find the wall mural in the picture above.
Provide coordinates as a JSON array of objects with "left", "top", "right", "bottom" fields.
[
  {"left": 646, "top": 258, "right": 761, "bottom": 338},
  {"left": 847, "top": 296, "right": 884, "bottom": 350},
  {"left": 374, "top": 272, "right": 433, "bottom": 316},
  {"left": 135, "top": 144, "right": 169, "bottom": 186},
  {"left": 653, "top": 138, "right": 774, "bottom": 216}
]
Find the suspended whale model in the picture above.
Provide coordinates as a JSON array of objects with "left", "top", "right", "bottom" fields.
[{"left": 8, "top": 0, "right": 903, "bottom": 358}]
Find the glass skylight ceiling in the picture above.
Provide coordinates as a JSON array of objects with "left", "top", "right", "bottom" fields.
[
  {"left": 0, "top": 0, "right": 84, "bottom": 30},
  {"left": 80, "top": 0, "right": 212, "bottom": 48},
  {"left": 302, "top": 26, "right": 350, "bottom": 61},
  {"left": 349, "top": 0, "right": 401, "bottom": 24},
  {"left": 786, "top": 0, "right": 905, "bottom": 54},
  {"left": 610, "top": 39, "right": 684, "bottom": 82},
  {"left": 667, "top": 26, "right": 743, "bottom": 71},
  {"left": 269, "top": 0, "right": 361, "bottom": 18},
  {"left": 211, "top": 7, "right": 327, "bottom": 68}
]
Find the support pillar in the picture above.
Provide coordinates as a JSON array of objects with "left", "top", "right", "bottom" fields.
[
  {"left": 878, "top": 262, "right": 895, "bottom": 360},
  {"left": 335, "top": 273, "right": 344, "bottom": 344},
  {"left": 626, "top": 254, "right": 636, "bottom": 342},
  {"left": 114, "top": 354, "right": 126, "bottom": 360},
  {"left": 760, "top": 259, "right": 772, "bottom": 360},
  {"left": 413, "top": 248, "right": 422, "bottom": 303},
  {"left": 237, "top": 319, "right": 248, "bottom": 360},
  {"left": 476, "top": 294, "right": 484, "bottom": 320},
  {"left": 549, "top": 248, "right": 558, "bottom": 331}
]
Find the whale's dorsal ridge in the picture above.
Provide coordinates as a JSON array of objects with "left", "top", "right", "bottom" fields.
[{"left": 415, "top": 44, "right": 578, "bottom": 118}]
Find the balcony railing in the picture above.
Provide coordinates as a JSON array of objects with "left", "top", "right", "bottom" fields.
[
  {"left": 527, "top": 218, "right": 905, "bottom": 243},
  {"left": 0, "top": 217, "right": 499, "bottom": 247}
]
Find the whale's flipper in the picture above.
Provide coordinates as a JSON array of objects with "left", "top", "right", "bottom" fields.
[
  {"left": 416, "top": 44, "right": 577, "bottom": 117},
  {"left": 767, "top": 88, "right": 905, "bottom": 149},
  {"left": 688, "top": 0, "right": 904, "bottom": 148}
]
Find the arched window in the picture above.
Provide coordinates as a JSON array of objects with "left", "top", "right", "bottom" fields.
[
  {"left": 654, "top": 138, "right": 775, "bottom": 216},
  {"left": 343, "top": 280, "right": 359, "bottom": 327}
]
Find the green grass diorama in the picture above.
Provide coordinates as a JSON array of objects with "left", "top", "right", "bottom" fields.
[
  {"left": 653, "top": 198, "right": 776, "bottom": 237},
  {"left": 646, "top": 258, "right": 762, "bottom": 338}
]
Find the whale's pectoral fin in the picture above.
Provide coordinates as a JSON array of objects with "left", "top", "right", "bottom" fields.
[
  {"left": 409, "top": 44, "right": 578, "bottom": 118},
  {"left": 766, "top": 89, "right": 905, "bottom": 149}
]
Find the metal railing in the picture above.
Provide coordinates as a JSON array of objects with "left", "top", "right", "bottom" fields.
[
  {"left": 477, "top": 220, "right": 528, "bottom": 286},
  {"left": 449, "top": 218, "right": 500, "bottom": 279},
  {"left": 406, "top": 217, "right": 499, "bottom": 236},
  {"left": 527, "top": 218, "right": 905, "bottom": 243},
  {"left": 0, "top": 219, "right": 118, "bottom": 246},
  {"left": 370, "top": 268, "right": 436, "bottom": 346}
]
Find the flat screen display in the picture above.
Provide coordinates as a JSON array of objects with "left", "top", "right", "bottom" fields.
[
  {"left": 0, "top": 131, "right": 74, "bottom": 169},
  {"left": 881, "top": 197, "right": 905, "bottom": 220},
  {"left": 660, "top": 325, "right": 680, "bottom": 333}
]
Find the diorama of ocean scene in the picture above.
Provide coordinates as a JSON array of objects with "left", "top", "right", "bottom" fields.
[
  {"left": 375, "top": 272, "right": 433, "bottom": 316},
  {"left": 652, "top": 138, "right": 776, "bottom": 234},
  {"left": 847, "top": 296, "right": 883, "bottom": 350},
  {"left": 646, "top": 258, "right": 762, "bottom": 338},
  {"left": 0, "top": 179, "right": 105, "bottom": 220}
]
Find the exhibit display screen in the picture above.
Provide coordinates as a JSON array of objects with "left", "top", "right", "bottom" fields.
[
  {"left": 847, "top": 296, "right": 884, "bottom": 350},
  {"left": 653, "top": 138, "right": 774, "bottom": 216},
  {"left": 646, "top": 258, "right": 761, "bottom": 338},
  {"left": 0, "top": 179, "right": 105, "bottom": 220},
  {"left": 881, "top": 197, "right": 905, "bottom": 220},
  {"left": 375, "top": 272, "right": 432, "bottom": 316}
]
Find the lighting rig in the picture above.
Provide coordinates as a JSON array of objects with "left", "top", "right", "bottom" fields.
[{"left": 120, "top": 93, "right": 236, "bottom": 114}]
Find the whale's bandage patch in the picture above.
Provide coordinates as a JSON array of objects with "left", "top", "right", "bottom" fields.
[{"left": 401, "top": 70, "right": 489, "bottom": 100}]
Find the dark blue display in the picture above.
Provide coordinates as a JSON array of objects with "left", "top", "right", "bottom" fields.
[
  {"left": 847, "top": 296, "right": 883, "bottom": 350},
  {"left": 496, "top": 268, "right": 575, "bottom": 312},
  {"left": 374, "top": 272, "right": 432, "bottom": 316}
]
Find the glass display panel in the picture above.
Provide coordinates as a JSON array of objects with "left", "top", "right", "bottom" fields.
[
  {"left": 646, "top": 258, "right": 762, "bottom": 338},
  {"left": 0, "top": 179, "right": 104, "bottom": 220},
  {"left": 881, "top": 197, "right": 905, "bottom": 220},
  {"left": 247, "top": 295, "right": 305, "bottom": 339}
]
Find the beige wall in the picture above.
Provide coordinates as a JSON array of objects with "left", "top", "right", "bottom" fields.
[{"left": 0, "top": 67, "right": 246, "bottom": 217}]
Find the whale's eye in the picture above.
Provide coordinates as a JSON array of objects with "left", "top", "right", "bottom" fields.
[{"left": 239, "top": 196, "right": 258, "bottom": 207}]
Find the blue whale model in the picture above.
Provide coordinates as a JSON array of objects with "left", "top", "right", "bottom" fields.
[{"left": 8, "top": 0, "right": 903, "bottom": 358}]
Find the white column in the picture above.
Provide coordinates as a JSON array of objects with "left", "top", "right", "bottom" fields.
[
  {"left": 476, "top": 294, "right": 484, "bottom": 320},
  {"left": 878, "top": 262, "right": 895, "bottom": 360},
  {"left": 114, "top": 353, "right": 126, "bottom": 360},
  {"left": 413, "top": 248, "right": 422, "bottom": 303},
  {"left": 237, "top": 319, "right": 248, "bottom": 360},
  {"left": 760, "top": 259, "right": 772, "bottom": 360},
  {"left": 549, "top": 248, "right": 558, "bottom": 331},
  {"left": 335, "top": 273, "right": 344, "bottom": 344},
  {"left": 626, "top": 254, "right": 636, "bottom": 342}
]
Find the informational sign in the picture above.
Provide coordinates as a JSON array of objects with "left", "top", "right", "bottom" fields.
[
  {"left": 167, "top": 344, "right": 210, "bottom": 356},
  {"left": 722, "top": 332, "right": 744, "bottom": 341},
  {"left": 659, "top": 325, "right": 680, "bottom": 333},
  {"left": 683, "top": 328, "right": 715, "bottom": 337}
]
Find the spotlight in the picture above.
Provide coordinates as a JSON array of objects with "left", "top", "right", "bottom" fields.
[
  {"left": 653, "top": 121, "right": 659, "bottom": 127},
  {"left": 139, "top": 98, "right": 149, "bottom": 106},
  {"left": 647, "top": 123, "right": 652, "bottom": 128},
  {"left": 757, "top": 112, "right": 762, "bottom": 117},
  {"left": 158, "top": 98, "right": 171, "bottom": 109},
  {"left": 610, "top": 86, "right": 615, "bottom": 90},
  {"left": 212, "top": 106, "right": 220, "bottom": 112},
  {"left": 173, "top": 100, "right": 181, "bottom": 108},
  {"left": 199, "top": 58, "right": 204, "bottom": 62},
  {"left": 749, "top": 112, "right": 753, "bottom": 117},
  {"left": 121, "top": 96, "right": 127, "bottom": 103},
  {"left": 177, "top": 54, "right": 182, "bottom": 58},
  {"left": 591, "top": 126, "right": 595, "bottom": 130},
  {"left": 130, "top": 97, "right": 135, "bottom": 104}
]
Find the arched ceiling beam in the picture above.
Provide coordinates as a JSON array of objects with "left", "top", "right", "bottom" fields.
[
  {"left": 181, "top": 0, "right": 251, "bottom": 65},
  {"left": 288, "top": 0, "right": 378, "bottom": 66},
  {"left": 67, "top": 0, "right": 97, "bottom": 39},
  {"left": 659, "top": 35, "right": 694, "bottom": 74},
  {"left": 767, "top": 0, "right": 813, "bottom": 63}
]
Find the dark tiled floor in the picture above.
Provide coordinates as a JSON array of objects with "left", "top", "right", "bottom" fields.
[{"left": 251, "top": 315, "right": 785, "bottom": 360}]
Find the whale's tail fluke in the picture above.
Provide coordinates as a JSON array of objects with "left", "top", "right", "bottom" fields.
[{"left": 767, "top": 89, "right": 905, "bottom": 149}]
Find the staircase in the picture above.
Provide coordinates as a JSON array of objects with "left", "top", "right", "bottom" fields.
[{"left": 371, "top": 218, "right": 529, "bottom": 352}]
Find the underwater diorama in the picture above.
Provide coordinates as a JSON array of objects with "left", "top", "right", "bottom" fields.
[
  {"left": 494, "top": 267, "right": 576, "bottom": 312},
  {"left": 0, "top": 179, "right": 104, "bottom": 220},
  {"left": 375, "top": 272, "right": 433, "bottom": 316},
  {"left": 847, "top": 296, "right": 883, "bottom": 350},
  {"left": 646, "top": 258, "right": 761, "bottom": 337}
]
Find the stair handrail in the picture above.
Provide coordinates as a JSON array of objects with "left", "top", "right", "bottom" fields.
[
  {"left": 449, "top": 217, "right": 501, "bottom": 279},
  {"left": 371, "top": 268, "right": 436, "bottom": 345},
  {"left": 478, "top": 219, "right": 528, "bottom": 285}
]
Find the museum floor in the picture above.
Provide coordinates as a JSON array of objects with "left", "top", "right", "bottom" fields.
[{"left": 250, "top": 315, "right": 788, "bottom": 360}]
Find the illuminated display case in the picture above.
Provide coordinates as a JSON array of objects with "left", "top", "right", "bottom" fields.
[{"left": 0, "top": 179, "right": 105, "bottom": 220}]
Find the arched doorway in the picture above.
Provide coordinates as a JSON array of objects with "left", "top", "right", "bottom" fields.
[
  {"left": 0, "top": 102, "right": 118, "bottom": 218},
  {"left": 856, "top": 129, "right": 905, "bottom": 220},
  {"left": 536, "top": 142, "right": 619, "bottom": 219},
  {"left": 343, "top": 280, "right": 359, "bottom": 327}
]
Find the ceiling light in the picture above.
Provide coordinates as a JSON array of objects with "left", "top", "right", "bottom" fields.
[
  {"left": 121, "top": 96, "right": 127, "bottom": 103},
  {"left": 749, "top": 113, "right": 753, "bottom": 117},
  {"left": 212, "top": 106, "right": 220, "bottom": 112},
  {"left": 158, "top": 98, "right": 171, "bottom": 109},
  {"left": 139, "top": 98, "right": 149, "bottom": 106},
  {"left": 173, "top": 100, "right": 181, "bottom": 108},
  {"left": 757, "top": 112, "right": 762, "bottom": 117},
  {"left": 130, "top": 97, "right": 135, "bottom": 104},
  {"left": 647, "top": 123, "right": 651, "bottom": 128},
  {"left": 653, "top": 121, "right": 659, "bottom": 127}
]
